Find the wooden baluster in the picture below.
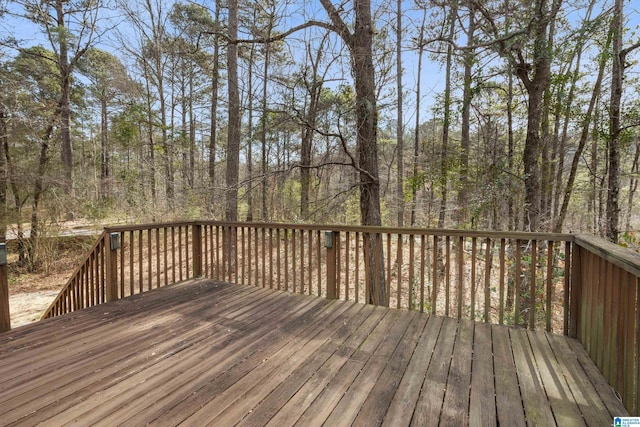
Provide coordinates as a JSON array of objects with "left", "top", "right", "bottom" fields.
[
  {"left": 397, "top": 234, "right": 402, "bottom": 310},
  {"left": 515, "top": 240, "right": 522, "bottom": 327},
  {"left": 284, "top": 228, "right": 289, "bottom": 292},
  {"left": 355, "top": 231, "right": 360, "bottom": 304},
  {"left": 171, "top": 227, "right": 176, "bottom": 284},
  {"left": 156, "top": 228, "right": 161, "bottom": 286},
  {"left": 269, "top": 228, "right": 274, "bottom": 289},
  {"left": 262, "top": 227, "right": 267, "bottom": 288},
  {"left": 564, "top": 241, "right": 572, "bottom": 336},
  {"left": 147, "top": 228, "right": 152, "bottom": 291},
  {"left": 345, "top": 231, "right": 350, "bottom": 301},
  {"left": 300, "top": 229, "right": 304, "bottom": 294},
  {"left": 529, "top": 239, "right": 537, "bottom": 329},
  {"left": 317, "top": 230, "right": 322, "bottom": 297},
  {"left": 545, "top": 241, "right": 554, "bottom": 332},
  {"left": 163, "top": 228, "right": 168, "bottom": 286},
  {"left": 499, "top": 238, "right": 506, "bottom": 325},
  {"left": 431, "top": 235, "right": 437, "bottom": 315},
  {"left": 129, "top": 231, "right": 134, "bottom": 296},
  {"left": 445, "top": 236, "right": 450, "bottom": 316},
  {"left": 254, "top": 227, "right": 259, "bottom": 287},
  {"left": 457, "top": 236, "right": 464, "bottom": 319},
  {"left": 471, "top": 237, "right": 477, "bottom": 320},
  {"left": 409, "top": 235, "right": 415, "bottom": 310},
  {"left": 387, "top": 233, "right": 392, "bottom": 305},
  {"left": 277, "top": 229, "right": 282, "bottom": 290},
  {"left": 241, "top": 226, "right": 246, "bottom": 285},
  {"left": 484, "top": 238, "right": 492, "bottom": 324},
  {"left": 307, "top": 230, "right": 312, "bottom": 295}
]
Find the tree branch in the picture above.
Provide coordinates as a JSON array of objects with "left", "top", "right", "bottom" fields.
[{"left": 232, "top": 20, "right": 338, "bottom": 44}]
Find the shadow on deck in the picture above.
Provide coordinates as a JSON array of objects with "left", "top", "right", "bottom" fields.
[{"left": 0, "top": 278, "right": 627, "bottom": 426}]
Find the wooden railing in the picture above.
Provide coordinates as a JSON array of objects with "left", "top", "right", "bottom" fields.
[
  {"left": 571, "top": 235, "right": 640, "bottom": 415},
  {"left": 32, "top": 220, "right": 640, "bottom": 415},
  {"left": 41, "top": 222, "right": 200, "bottom": 319}
]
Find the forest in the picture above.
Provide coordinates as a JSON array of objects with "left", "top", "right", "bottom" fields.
[{"left": 0, "top": 0, "right": 639, "bottom": 269}]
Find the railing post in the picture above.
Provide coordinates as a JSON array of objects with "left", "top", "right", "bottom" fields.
[
  {"left": 0, "top": 242, "right": 10, "bottom": 332},
  {"left": 569, "top": 241, "right": 581, "bottom": 338},
  {"left": 326, "top": 231, "right": 339, "bottom": 299},
  {"left": 193, "top": 223, "right": 202, "bottom": 277},
  {"left": 105, "top": 232, "right": 119, "bottom": 302}
]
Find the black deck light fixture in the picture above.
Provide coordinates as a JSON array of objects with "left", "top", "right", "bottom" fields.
[
  {"left": 110, "top": 232, "right": 120, "bottom": 250},
  {"left": 0, "top": 243, "right": 6, "bottom": 265},
  {"left": 324, "top": 231, "right": 333, "bottom": 249}
]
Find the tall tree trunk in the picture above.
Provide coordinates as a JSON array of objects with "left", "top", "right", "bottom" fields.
[
  {"left": 320, "top": 0, "right": 387, "bottom": 305},
  {"left": 410, "top": 16, "right": 426, "bottom": 227},
  {"left": 300, "top": 39, "right": 324, "bottom": 220},
  {"left": 514, "top": 0, "right": 560, "bottom": 232},
  {"left": 246, "top": 42, "right": 255, "bottom": 221},
  {"left": 100, "top": 96, "right": 109, "bottom": 198},
  {"left": 143, "top": 63, "right": 157, "bottom": 209},
  {"left": 395, "top": 0, "right": 404, "bottom": 227},
  {"left": 261, "top": 39, "right": 271, "bottom": 221},
  {"left": 438, "top": 0, "right": 458, "bottom": 230},
  {"left": 56, "top": 0, "right": 73, "bottom": 197},
  {"left": 226, "top": 0, "right": 240, "bottom": 222},
  {"left": 626, "top": 141, "right": 639, "bottom": 233},
  {"left": 0, "top": 109, "right": 7, "bottom": 242},
  {"left": 189, "top": 72, "right": 195, "bottom": 189},
  {"left": 606, "top": 0, "right": 624, "bottom": 242},
  {"left": 208, "top": 2, "right": 220, "bottom": 214},
  {"left": 458, "top": 5, "right": 475, "bottom": 226}
]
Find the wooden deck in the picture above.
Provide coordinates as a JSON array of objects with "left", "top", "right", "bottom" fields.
[{"left": 0, "top": 279, "right": 627, "bottom": 426}]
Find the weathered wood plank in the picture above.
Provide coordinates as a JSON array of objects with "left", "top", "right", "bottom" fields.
[
  {"left": 492, "top": 325, "right": 526, "bottom": 427},
  {"left": 45, "top": 293, "right": 329, "bottom": 426},
  {"left": 235, "top": 303, "right": 372, "bottom": 426},
  {"left": 547, "top": 334, "right": 613, "bottom": 427},
  {"left": 350, "top": 313, "right": 429, "bottom": 427},
  {"left": 293, "top": 308, "right": 398, "bottom": 426},
  {"left": 440, "top": 319, "right": 474, "bottom": 426},
  {"left": 510, "top": 328, "right": 556, "bottom": 426},
  {"left": 526, "top": 330, "right": 585, "bottom": 426},
  {"left": 469, "top": 322, "right": 496, "bottom": 427},
  {"left": 381, "top": 316, "right": 444, "bottom": 426},
  {"left": 410, "top": 316, "right": 458, "bottom": 426},
  {"left": 264, "top": 306, "right": 388, "bottom": 427}
]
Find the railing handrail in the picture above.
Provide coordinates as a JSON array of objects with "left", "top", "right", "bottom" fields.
[{"left": 575, "top": 234, "right": 640, "bottom": 277}]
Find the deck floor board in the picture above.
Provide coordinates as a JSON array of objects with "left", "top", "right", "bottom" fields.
[{"left": 0, "top": 279, "right": 628, "bottom": 426}]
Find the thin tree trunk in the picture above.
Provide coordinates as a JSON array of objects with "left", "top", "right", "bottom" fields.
[
  {"left": 395, "top": 0, "right": 404, "bottom": 227},
  {"left": 261, "top": 38, "right": 271, "bottom": 221},
  {"left": 246, "top": 42, "right": 255, "bottom": 221},
  {"left": 56, "top": 0, "right": 73, "bottom": 197},
  {"left": 411, "top": 18, "right": 425, "bottom": 227},
  {"left": 208, "top": 2, "right": 220, "bottom": 214},
  {"left": 226, "top": 0, "right": 240, "bottom": 222},
  {"left": 607, "top": 0, "right": 624, "bottom": 242},
  {"left": 0, "top": 109, "right": 7, "bottom": 241},
  {"left": 626, "top": 141, "right": 639, "bottom": 232},
  {"left": 438, "top": 0, "right": 458, "bottom": 230},
  {"left": 458, "top": 5, "right": 475, "bottom": 226}
]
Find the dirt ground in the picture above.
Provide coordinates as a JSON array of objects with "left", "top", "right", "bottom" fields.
[
  {"left": 9, "top": 291, "right": 60, "bottom": 327},
  {"left": 6, "top": 233, "right": 98, "bottom": 329}
]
